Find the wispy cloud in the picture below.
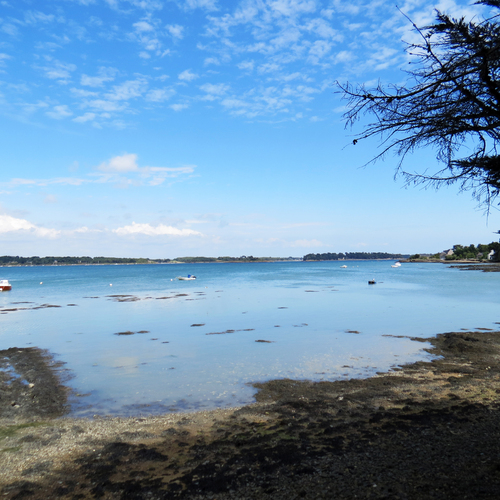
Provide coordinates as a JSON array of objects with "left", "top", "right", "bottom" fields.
[
  {"left": 3, "top": 154, "right": 195, "bottom": 189},
  {"left": 73, "top": 112, "right": 97, "bottom": 123},
  {"left": 105, "top": 78, "right": 148, "bottom": 100},
  {"left": 81, "top": 67, "right": 118, "bottom": 87},
  {"left": 38, "top": 57, "right": 77, "bottom": 84},
  {"left": 8, "top": 177, "right": 89, "bottom": 187},
  {"left": 95, "top": 153, "right": 196, "bottom": 185},
  {"left": 178, "top": 69, "right": 199, "bottom": 82},
  {"left": 46, "top": 104, "right": 73, "bottom": 119},
  {"left": 166, "top": 23, "right": 184, "bottom": 39},
  {"left": 24, "top": 10, "right": 57, "bottom": 25},
  {"left": 113, "top": 221, "right": 202, "bottom": 236},
  {"left": 145, "top": 87, "right": 175, "bottom": 102},
  {"left": 170, "top": 103, "right": 189, "bottom": 111}
]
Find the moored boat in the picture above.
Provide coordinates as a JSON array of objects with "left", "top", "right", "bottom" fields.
[
  {"left": 0, "top": 280, "right": 12, "bottom": 291},
  {"left": 177, "top": 275, "right": 196, "bottom": 280}
]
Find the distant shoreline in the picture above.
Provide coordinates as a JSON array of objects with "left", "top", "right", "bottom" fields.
[
  {"left": 2, "top": 258, "right": 497, "bottom": 268},
  {"left": 1, "top": 258, "right": 414, "bottom": 267}
]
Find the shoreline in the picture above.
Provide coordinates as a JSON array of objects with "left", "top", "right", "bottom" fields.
[{"left": 3, "top": 328, "right": 500, "bottom": 498}]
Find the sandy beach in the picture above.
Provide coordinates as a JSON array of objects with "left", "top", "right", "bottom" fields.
[{"left": 2, "top": 326, "right": 500, "bottom": 499}]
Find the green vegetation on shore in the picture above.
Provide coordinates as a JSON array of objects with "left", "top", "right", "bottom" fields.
[
  {"left": 443, "top": 242, "right": 500, "bottom": 261},
  {"left": 0, "top": 256, "right": 160, "bottom": 266},
  {"left": 303, "top": 251, "right": 407, "bottom": 261},
  {"left": 0, "top": 255, "right": 297, "bottom": 266},
  {"left": 1, "top": 244, "right": 498, "bottom": 266},
  {"left": 409, "top": 241, "right": 500, "bottom": 262}
]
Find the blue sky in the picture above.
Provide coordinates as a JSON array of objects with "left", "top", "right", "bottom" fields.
[{"left": 1, "top": 0, "right": 499, "bottom": 258}]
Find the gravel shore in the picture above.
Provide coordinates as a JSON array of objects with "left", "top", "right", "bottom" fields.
[{"left": 2, "top": 328, "right": 500, "bottom": 499}]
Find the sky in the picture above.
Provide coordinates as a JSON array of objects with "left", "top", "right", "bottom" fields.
[{"left": 1, "top": 0, "right": 499, "bottom": 259}]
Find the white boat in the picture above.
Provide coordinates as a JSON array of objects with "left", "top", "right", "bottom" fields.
[
  {"left": 391, "top": 262, "right": 402, "bottom": 268},
  {"left": 0, "top": 280, "right": 12, "bottom": 291},
  {"left": 177, "top": 275, "right": 196, "bottom": 280},
  {"left": 340, "top": 265, "right": 347, "bottom": 268}
]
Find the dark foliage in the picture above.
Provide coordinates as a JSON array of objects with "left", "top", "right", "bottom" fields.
[
  {"left": 0, "top": 256, "right": 165, "bottom": 265},
  {"left": 303, "top": 252, "right": 406, "bottom": 261},
  {"left": 338, "top": 0, "right": 500, "bottom": 209}
]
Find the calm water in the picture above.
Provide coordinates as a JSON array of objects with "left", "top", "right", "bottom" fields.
[{"left": 1, "top": 261, "right": 499, "bottom": 417}]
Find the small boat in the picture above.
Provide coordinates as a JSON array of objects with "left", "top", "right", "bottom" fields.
[
  {"left": 0, "top": 280, "right": 12, "bottom": 291},
  {"left": 391, "top": 262, "right": 402, "bottom": 268},
  {"left": 340, "top": 265, "right": 347, "bottom": 268},
  {"left": 177, "top": 275, "right": 196, "bottom": 281},
  {"left": 368, "top": 279, "right": 376, "bottom": 285}
]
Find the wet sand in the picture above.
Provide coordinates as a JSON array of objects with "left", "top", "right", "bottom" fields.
[{"left": 2, "top": 328, "right": 500, "bottom": 499}]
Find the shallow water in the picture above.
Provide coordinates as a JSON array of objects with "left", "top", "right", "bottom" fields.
[{"left": 1, "top": 261, "right": 499, "bottom": 417}]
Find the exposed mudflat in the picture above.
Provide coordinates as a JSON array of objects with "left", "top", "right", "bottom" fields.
[
  {"left": 448, "top": 263, "right": 500, "bottom": 272},
  {"left": 0, "top": 347, "right": 70, "bottom": 422},
  {"left": 3, "top": 329, "right": 500, "bottom": 499}
]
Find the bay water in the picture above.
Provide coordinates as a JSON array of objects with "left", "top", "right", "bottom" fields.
[{"left": 1, "top": 261, "right": 499, "bottom": 417}]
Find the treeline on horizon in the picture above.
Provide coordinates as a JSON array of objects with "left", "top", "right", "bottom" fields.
[
  {"left": 0, "top": 256, "right": 161, "bottom": 265},
  {"left": 0, "top": 255, "right": 292, "bottom": 266},
  {"left": 303, "top": 252, "right": 407, "bottom": 261}
]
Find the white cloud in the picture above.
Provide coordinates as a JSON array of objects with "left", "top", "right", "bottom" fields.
[
  {"left": 330, "top": 0, "right": 360, "bottom": 16},
  {"left": 95, "top": 154, "right": 194, "bottom": 185},
  {"left": 0, "top": 214, "right": 60, "bottom": 238},
  {"left": 257, "top": 62, "right": 281, "bottom": 74},
  {"left": 267, "top": 0, "right": 317, "bottom": 17},
  {"left": 73, "top": 226, "right": 103, "bottom": 233},
  {"left": 166, "top": 24, "right": 184, "bottom": 39},
  {"left": 46, "top": 105, "right": 73, "bottom": 119},
  {"left": 98, "top": 153, "right": 139, "bottom": 173},
  {"left": 170, "top": 103, "right": 189, "bottom": 111},
  {"left": 143, "top": 165, "right": 195, "bottom": 177},
  {"left": 199, "top": 82, "right": 229, "bottom": 99},
  {"left": 221, "top": 97, "right": 248, "bottom": 110},
  {"left": 145, "top": 88, "right": 175, "bottom": 102},
  {"left": 1, "top": 22, "right": 19, "bottom": 37},
  {"left": 70, "top": 87, "right": 99, "bottom": 97},
  {"left": 237, "top": 60, "right": 254, "bottom": 71},
  {"left": 41, "top": 59, "right": 77, "bottom": 83},
  {"left": 105, "top": 78, "right": 148, "bottom": 100},
  {"left": 9, "top": 177, "right": 88, "bottom": 187},
  {"left": 80, "top": 67, "right": 118, "bottom": 87},
  {"left": 178, "top": 69, "right": 199, "bottom": 81},
  {"left": 305, "top": 17, "right": 341, "bottom": 39},
  {"left": 133, "top": 20, "right": 154, "bottom": 32},
  {"left": 24, "top": 10, "right": 56, "bottom": 25},
  {"left": 182, "top": 0, "right": 218, "bottom": 10},
  {"left": 73, "top": 112, "right": 96, "bottom": 123},
  {"left": 113, "top": 222, "right": 202, "bottom": 237},
  {"left": 68, "top": 0, "right": 97, "bottom": 5},
  {"left": 86, "top": 99, "right": 126, "bottom": 112},
  {"left": 204, "top": 57, "right": 220, "bottom": 66},
  {"left": 4, "top": 155, "right": 194, "bottom": 190},
  {"left": 333, "top": 50, "right": 353, "bottom": 64},
  {"left": 308, "top": 39, "right": 333, "bottom": 62}
]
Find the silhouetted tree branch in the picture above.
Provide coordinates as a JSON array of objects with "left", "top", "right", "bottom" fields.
[{"left": 338, "top": 0, "right": 500, "bottom": 209}]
